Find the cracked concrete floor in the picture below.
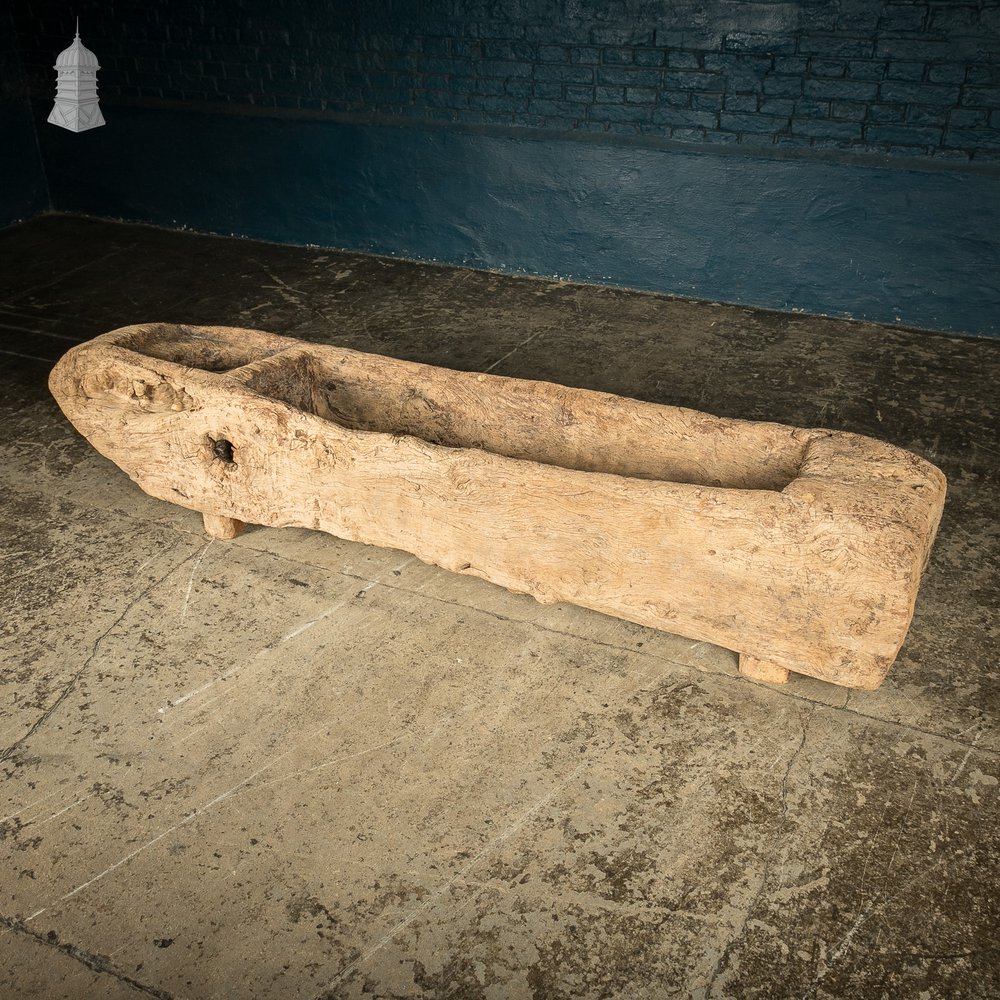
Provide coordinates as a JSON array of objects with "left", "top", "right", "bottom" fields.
[{"left": 1, "top": 214, "right": 998, "bottom": 1000}]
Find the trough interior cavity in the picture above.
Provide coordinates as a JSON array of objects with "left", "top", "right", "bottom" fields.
[
  {"left": 233, "top": 349, "right": 805, "bottom": 492},
  {"left": 120, "top": 324, "right": 282, "bottom": 373}
]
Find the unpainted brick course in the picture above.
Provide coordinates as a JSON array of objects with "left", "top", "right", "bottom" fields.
[{"left": 10, "top": 0, "right": 1000, "bottom": 163}]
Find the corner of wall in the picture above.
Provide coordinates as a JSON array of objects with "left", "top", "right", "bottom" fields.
[{"left": 1, "top": 2, "right": 51, "bottom": 225}]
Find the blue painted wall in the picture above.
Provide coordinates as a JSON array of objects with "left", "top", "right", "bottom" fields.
[
  {"left": 13, "top": 1, "right": 1000, "bottom": 334},
  {"left": 37, "top": 106, "right": 1000, "bottom": 336},
  {"left": 0, "top": 5, "right": 48, "bottom": 226}
]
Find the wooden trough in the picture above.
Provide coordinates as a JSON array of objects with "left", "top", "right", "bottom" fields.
[{"left": 49, "top": 323, "right": 946, "bottom": 690}]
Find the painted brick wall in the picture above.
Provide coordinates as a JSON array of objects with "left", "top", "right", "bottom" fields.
[
  {"left": 1, "top": 3, "right": 48, "bottom": 225},
  {"left": 12, "top": 0, "right": 1000, "bottom": 164}
]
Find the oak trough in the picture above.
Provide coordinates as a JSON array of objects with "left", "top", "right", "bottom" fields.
[{"left": 49, "top": 323, "right": 946, "bottom": 690}]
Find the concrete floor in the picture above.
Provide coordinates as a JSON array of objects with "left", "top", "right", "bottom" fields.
[{"left": 1, "top": 215, "right": 998, "bottom": 1000}]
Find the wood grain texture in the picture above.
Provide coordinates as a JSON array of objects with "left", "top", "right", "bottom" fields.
[
  {"left": 49, "top": 323, "right": 947, "bottom": 690},
  {"left": 739, "top": 654, "right": 792, "bottom": 685}
]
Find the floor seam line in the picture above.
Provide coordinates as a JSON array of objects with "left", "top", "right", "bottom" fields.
[
  {"left": 0, "top": 538, "right": 191, "bottom": 764},
  {"left": 4, "top": 244, "right": 136, "bottom": 303},
  {"left": 0, "top": 913, "right": 176, "bottom": 999}
]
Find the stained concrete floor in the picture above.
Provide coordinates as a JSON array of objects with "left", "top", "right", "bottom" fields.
[{"left": 1, "top": 214, "right": 998, "bottom": 1000}]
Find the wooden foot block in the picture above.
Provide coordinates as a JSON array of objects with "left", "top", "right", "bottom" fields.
[
  {"left": 739, "top": 654, "right": 791, "bottom": 685},
  {"left": 49, "top": 323, "right": 947, "bottom": 691},
  {"left": 202, "top": 512, "right": 245, "bottom": 540}
]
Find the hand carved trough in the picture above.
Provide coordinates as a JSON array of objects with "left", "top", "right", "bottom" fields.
[{"left": 49, "top": 324, "right": 946, "bottom": 690}]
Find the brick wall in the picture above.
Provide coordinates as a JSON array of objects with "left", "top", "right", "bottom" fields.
[
  {"left": 1, "top": 2, "right": 48, "bottom": 224},
  {"left": 13, "top": 1, "right": 1000, "bottom": 163}
]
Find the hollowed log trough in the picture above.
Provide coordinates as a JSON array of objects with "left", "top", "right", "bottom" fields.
[{"left": 49, "top": 324, "right": 946, "bottom": 690}]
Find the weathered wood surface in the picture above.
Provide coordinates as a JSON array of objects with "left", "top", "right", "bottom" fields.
[{"left": 49, "top": 323, "right": 947, "bottom": 690}]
